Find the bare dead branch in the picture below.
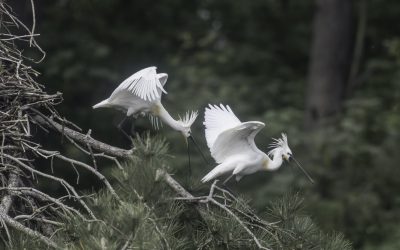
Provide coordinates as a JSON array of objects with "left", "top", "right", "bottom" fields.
[
  {"left": 0, "top": 213, "right": 59, "bottom": 248},
  {"left": 3, "top": 153, "right": 96, "bottom": 220},
  {"left": 1, "top": 187, "right": 87, "bottom": 220},
  {"left": 36, "top": 148, "right": 121, "bottom": 202},
  {"left": 0, "top": 173, "right": 19, "bottom": 215},
  {"left": 32, "top": 113, "right": 134, "bottom": 158}
]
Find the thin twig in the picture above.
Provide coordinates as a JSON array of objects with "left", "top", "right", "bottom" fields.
[{"left": 36, "top": 148, "right": 121, "bottom": 202}]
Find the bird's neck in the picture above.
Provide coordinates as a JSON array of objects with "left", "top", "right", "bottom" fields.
[
  {"left": 155, "top": 104, "right": 184, "bottom": 131},
  {"left": 268, "top": 148, "right": 284, "bottom": 171}
]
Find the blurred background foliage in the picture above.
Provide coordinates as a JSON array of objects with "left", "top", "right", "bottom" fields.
[{"left": 14, "top": 0, "right": 400, "bottom": 249}]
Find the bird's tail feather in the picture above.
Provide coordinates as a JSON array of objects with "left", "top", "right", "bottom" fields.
[
  {"left": 93, "top": 99, "right": 109, "bottom": 109},
  {"left": 201, "top": 167, "right": 221, "bottom": 183}
]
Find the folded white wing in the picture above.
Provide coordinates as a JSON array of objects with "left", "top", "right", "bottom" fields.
[
  {"left": 110, "top": 66, "right": 167, "bottom": 102},
  {"left": 211, "top": 121, "right": 264, "bottom": 163},
  {"left": 204, "top": 104, "right": 265, "bottom": 163}
]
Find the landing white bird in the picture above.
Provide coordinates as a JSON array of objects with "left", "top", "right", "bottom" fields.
[
  {"left": 201, "top": 104, "right": 314, "bottom": 184},
  {"left": 93, "top": 66, "right": 198, "bottom": 142}
]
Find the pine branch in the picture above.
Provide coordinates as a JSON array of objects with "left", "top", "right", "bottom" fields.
[
  {"left": 156, "top": 169, "right": 271, "bottom": 249},
  {"left": 156, "top": 169, "right": 194, "bottom": 199},
  {"left": 32, "top": 112, "right": 134, "bottom": 158}
]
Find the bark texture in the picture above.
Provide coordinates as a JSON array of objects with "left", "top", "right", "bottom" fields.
[{"left": 305, "top": 0, "right": 354, "bottom": 128}]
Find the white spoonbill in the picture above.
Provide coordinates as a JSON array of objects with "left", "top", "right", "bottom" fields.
[
  {"left": 92, "top": 66, "right": 208, "bottom": 170},
  {"left": 201, "top": 104, "right": 314, "bottom": 184},
  {"left": 93, "top": 66, "right": 198, "bottom": 141}
]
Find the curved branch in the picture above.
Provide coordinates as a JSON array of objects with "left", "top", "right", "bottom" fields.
[{"left": 32, "top": 113, "right": 134, "bottom": 158}]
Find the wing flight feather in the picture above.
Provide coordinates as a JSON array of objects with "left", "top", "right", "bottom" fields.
[
  {"left": 204, "top": 104, "right": 241, "bottom": 149},
  {"left": 204, "top": 104, "right": 265, "bottom": 163},
  {"left": 110, "top": 66, "right": 167, "bottom": 102},
  {"left": 210, "top": 121, "right": 264, "bottom": 163}
]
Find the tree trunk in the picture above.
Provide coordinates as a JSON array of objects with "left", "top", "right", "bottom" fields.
[{"left": 305, "top": 0, "right": 354, "bottom": 129}]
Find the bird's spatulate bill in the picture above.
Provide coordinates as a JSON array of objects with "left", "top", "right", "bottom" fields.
[
  {"left": 189, "top": 135, "right": 209, "bottom": 165},
  {"left": 290, "top": 156, "right": 314, "bottom": 184}
]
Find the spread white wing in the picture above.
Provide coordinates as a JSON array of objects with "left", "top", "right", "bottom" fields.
[
  {"left": 110, "top": 66, "right": 167, "bottom": 102},
  {"left": 204, "top": 104, "right": 241, "bottom": 149},
  {"left": 204, "top": 104, "right": 265, "bottom": 164}
]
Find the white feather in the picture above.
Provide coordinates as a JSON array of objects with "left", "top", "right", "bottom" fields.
[
  {"left": 111, "top": 66, "right": 167, "bottom": 102},
  {"left": 93, "top": 67, "right": 169, "bottom": 117},
  {"left": 202, "top": 104, "right": 267, "bottom": 183},
  {"left": 204, "top": 104, "right": 241, "bottom": 149},
  {"left": 210, "top": 121, "right": 265, "bottom": 164}
]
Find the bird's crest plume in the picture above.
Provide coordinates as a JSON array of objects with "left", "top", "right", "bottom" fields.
[
  {"left": 268, "top": 133, "right": 289, "bottom": 157},
  {"left": 178, "top": 110, "right": 198, "bottom": 128}
]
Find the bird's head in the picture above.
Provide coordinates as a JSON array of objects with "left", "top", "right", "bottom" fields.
[
  {"left": 268, "top": 133, "right": 292, "bottom": 161},
  {"left": 268, "top": 133, "right": 314, "bottom": 183},
  {"left": 280, "top": 135, "right": 292, "bottom": 161},
  {"left": 181, "top": 128, "right": 192, "bottom": 145}
]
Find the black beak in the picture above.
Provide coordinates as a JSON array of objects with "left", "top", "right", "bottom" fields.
[
  {"left": 289, "top": 156, "right": 314, "bottom": 184},
  {"left": 188, "top": 135, "right": 209, "bottom": 165}
]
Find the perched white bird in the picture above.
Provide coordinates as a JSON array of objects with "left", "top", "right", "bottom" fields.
[
  {"left": 201, "top": 104, "right": 314, "bottom": 184},
  {"left": 93, "top": 66, "right": 198, "bottom": 141}
]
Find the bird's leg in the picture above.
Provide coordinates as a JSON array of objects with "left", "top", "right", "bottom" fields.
[
  {"left": 116, "top": 116, "right": 132, "bottom": 141},
  {"left": 186, "top": 141, "right": 192, "bottom": 178},
  {"left": 221, "top": 175, "right": 237, "bottom": 196},
  {"left": 189, "top": 135, "right": 209, "bottom": 165},
  {"left": 223, "top": 175, "right": 234, "bottom": 185},
  {"left": 130, "top": 121, "right": 136, "bottom": 135}
]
